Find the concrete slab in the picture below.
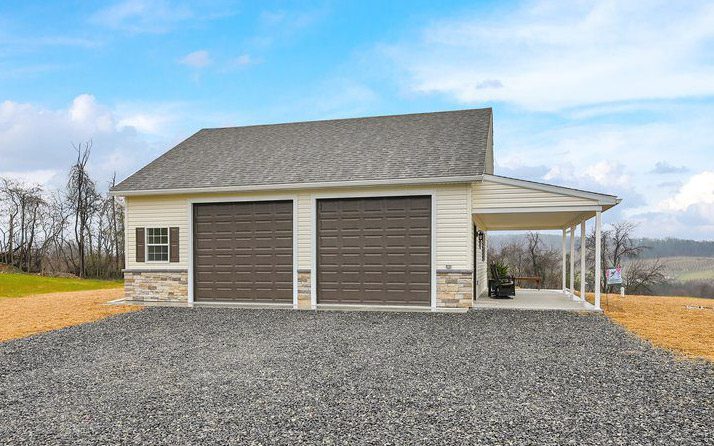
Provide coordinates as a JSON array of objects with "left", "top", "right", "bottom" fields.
[{"left": 474, "top": 289, "right": 600, "bottom": 312}]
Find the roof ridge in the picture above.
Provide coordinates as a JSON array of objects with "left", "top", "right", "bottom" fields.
[{"left": 200, "top": 107, "right": 493, "bottom": 132}]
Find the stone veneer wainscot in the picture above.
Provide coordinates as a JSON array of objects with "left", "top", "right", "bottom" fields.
[
  {"left": 297, "top": 270, "right": 312, "bottom": 309},
  {"left": 124, "top": 270, "right": 188, "bottom": 302},
  {"left": 436, "top": 270, "right": 473, "bottom": 309}
]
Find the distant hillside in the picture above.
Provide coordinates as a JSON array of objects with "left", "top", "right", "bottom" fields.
[
  {"left": 637, "top": 257, "right": 714, "bottom": 282},
  {"left": 488, "top": 234, "right": 714, "bottom": 258},
  {"left": 637, "top": 238, "right": 714, "bottom": 258}
]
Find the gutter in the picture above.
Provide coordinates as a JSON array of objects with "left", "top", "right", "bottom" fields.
[{"left": 109, "top": 175, "right": 483, "bottom": 197}]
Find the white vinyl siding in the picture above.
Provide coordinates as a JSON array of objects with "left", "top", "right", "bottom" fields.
[
  {"left": 126, "top": 196, "right": 189, "bottom": 269},
  {"left": 124, "top": 183, "right": 474, "bottom": 274},
  {"left": 472, "top": 180, "right": 598, "bottom": 210},
  {"left": 297, "top": 193, "right": 311, "bottom": 269},
  {"left": 435, "top": 184, "right": 472, "bottom": 270}
]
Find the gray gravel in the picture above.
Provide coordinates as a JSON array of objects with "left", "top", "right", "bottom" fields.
[{"left": 0, "top": 308, "right": 712, "bottom": 445}]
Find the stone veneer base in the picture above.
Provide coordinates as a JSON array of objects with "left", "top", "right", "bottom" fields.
[
  {"left": 123, "top": 269, "right": 473, "bottom": 310},
  {"left": 436, "top": 270, "right": 474, "bottom": 309},
  {"left": 297, "top": 270, "right": 312, "bottom": 309},
  {"left": 124, "top": 270, "right": 188, "bottom": 303}
]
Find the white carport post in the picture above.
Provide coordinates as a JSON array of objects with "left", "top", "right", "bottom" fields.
[
  {"left": 569, "top": 225, "right": 575, "bottom": 298},
  {"left": 580, "top": 220, "right": 586, "bottom": 301},
  {"left": 561, "top": 228, "right": 567, "bottom": 293},
  {"left": 594, "top": 210, "right": 602, "bottom": 309}
]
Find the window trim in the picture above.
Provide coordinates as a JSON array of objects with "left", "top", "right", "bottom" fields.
[{"left": 145, "top": 227, "right": 170, "bottom": 263}]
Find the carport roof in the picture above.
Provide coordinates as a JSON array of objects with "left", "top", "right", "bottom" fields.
[
  {"left": 112, "top": 108, "right": 493, "bottom": 194},
  {"left": 472, "top": 175, "right": 620, "bottom": 230}
]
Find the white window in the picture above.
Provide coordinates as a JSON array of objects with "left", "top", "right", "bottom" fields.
[{"left": 146, "top": 227, "right": 169, "bottom": 262}]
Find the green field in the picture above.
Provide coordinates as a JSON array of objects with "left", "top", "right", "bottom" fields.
[
  {"left": 0, "top": 273, "right": 122, "bottom": 298},
  {"left": 640, "top": 256, "right": 714, "bottom": 282},
  {"left": 678, "top": 269, "right": 714, "bottom": 281},
  {"left": 661, "top": 256, "right": 714, "bottom": 282}
]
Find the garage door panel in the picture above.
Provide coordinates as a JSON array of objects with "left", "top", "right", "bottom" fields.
[
  {"left": 193, "top": 201, "right": 293, "bottom": 303},
  {"left": 317, "top": 196, "right": 431, "bottom": 306}
]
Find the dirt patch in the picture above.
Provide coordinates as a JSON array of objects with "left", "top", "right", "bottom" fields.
[
  {"left": 0, "top": 289, "right": 140, "bottom": 343},
  {"left": 585, "top": 292, "right": 714, "bottom": 361}
]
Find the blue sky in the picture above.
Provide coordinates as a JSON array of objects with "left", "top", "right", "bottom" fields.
[{"left": 1, "top": 0, "right": 713, "bottom": 239}]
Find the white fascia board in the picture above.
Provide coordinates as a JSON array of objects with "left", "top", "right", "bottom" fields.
[
  {"left": 473, "top": 205, "right": 601, "bottom": 214},
  {"left": 109, "top": 175, "right": 482, "bottom": 197},
  {"left": 482, "top": 174, "right": 619, "bottom": 205}
]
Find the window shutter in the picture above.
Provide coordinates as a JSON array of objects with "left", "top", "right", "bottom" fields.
[
  {"left": 136, "top": 228, "right": 145, "bottom": 263},
  {"left": 169, "top": 227, "right": 179, "bottom": 263}
]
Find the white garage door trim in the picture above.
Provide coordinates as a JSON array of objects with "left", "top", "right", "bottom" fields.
[
  {"left": 310, "top": 189, "right": 436, "bottom": 310},
  {"left": 187, "top": 194, "right": 299, "bottom": 307}
]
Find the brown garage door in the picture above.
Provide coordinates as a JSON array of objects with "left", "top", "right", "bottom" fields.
[
  {"left": 317, "top": 196, "right": 431, "bottom": 306},
  {"left": 193, "top": 201, "right": 293, "bottom": 302}
]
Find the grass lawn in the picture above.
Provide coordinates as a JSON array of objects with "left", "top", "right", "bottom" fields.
[
  {"left": 0, "top": 272, "right": 122, "bottom": 298},
  {"left": 585, "top": 292, "right": 714, "bottom": 362}
]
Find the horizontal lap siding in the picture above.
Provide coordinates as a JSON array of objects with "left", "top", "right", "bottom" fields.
[
  {"left": 126, "top": 197, "right": 189, "bottom": 269},
  {"left": 124, "top": 183, "right": 473, "bottom": 278},
  {"left": 436, "top": 185, "right": 472, "bottom": 270},
  {"left": 472, "top": 181, "right": 597, "bottom": 209},
  {"left": 297, "top": 193, "right": 311, "bottom": 270}
]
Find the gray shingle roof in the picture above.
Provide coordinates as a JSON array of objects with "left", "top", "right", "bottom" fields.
[{"left": 113, "top": 108, "right": 492, "bottom": 192}]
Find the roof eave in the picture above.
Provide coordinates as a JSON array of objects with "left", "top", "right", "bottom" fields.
[{"left": 109, "top": 175, "right": 484, "bottom": 197}]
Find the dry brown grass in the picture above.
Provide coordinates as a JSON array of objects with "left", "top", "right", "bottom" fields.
[
  {"left": 584, "top": 292, "right": 714, "bottom": 361},
  {"left": 0, "top": 289, "right": 141, "bottom": 343}
]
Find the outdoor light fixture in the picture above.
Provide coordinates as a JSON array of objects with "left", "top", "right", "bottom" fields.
[{"left": 477, "top": 230, "right": 486, "bottom": 261}]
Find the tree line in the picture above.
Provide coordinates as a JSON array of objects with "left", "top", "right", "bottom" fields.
[
  {"left": 0, "top": 142, "right": 124, "bottom": 279},
  {"left": 636, "top": 237, "right": 714, "bottom": 258}
]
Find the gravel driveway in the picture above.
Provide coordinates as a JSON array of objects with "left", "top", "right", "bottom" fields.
[{"left": 1, "top": 308, "right": 712, "bottom": 445}]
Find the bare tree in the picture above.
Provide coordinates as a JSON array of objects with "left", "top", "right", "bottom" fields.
[
  {"left": 1, "top": 178, "right": 21, "bottom": 266},
  {"left": 624, "top": 258, "right": 666, "bottom": 294},
  {"left": 587, "top": 221, "right": 664, "bottom": 294},
  {"left": 109, "top": 173, "right": 124, "bottom": 273},
  {"left": 0, "top": 178, "right": 44, "bottom": 271},
  {"left": 0, "top": 142, "right": 124, "bottom": 278},
  {"left": 67, "top": 141, "right": 99, "bottom": 278},
  {"left": 488, "top": 232, "right": 561, "bottom": 289}
]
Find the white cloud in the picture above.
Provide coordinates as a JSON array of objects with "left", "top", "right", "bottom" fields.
[
  {"left": 489, "top": 106, "right": 714, "bottom": 237},
  {"left": 250, "top": 8, "right": 328, "bottom": 48},
  {"left": 650, "top": 161, "right": 689, "bottom": 175},
  {"left": 543, "top": 160, "right": 630, "bottom": 188},
  {"left": 0, "top": 95, "right": 175, "bottom": 191},
  {"left": 0, "top": 170, "right": 59, "bottom": 187},
  {"left": 385, "top": 0, "right": 714, "bottom": 111},
  {"left": 91, "top": 0, "right": 193, "bottom": 34},
  {"left": 68, "top": 94, "right": 114, "bottom": 131},
  {"left": 660, "top": 171, "right": 714, "bottom": 212},
  {"left": 114, "top": 100, "right": 188, "bottom": 135},
  {"left": 179, "top": 50, "right": 212, "bottom": 68},
  {"left": 584, "top": 161, "right": 630, "bottom": 187},
  {"left": 116, "top": 113, "right": 170, "bottom": 134},
  {"left": 90, "top": 0, "right": 236, "bottom": 34},
  {"left": 286, "top": 79, "right": 379, "bottom": 121},
  {"left": 231, "top": 54, "right": 254, "bottom": 67}
]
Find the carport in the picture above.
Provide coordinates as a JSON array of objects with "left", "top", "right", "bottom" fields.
[{"left": 472, "top": 175, "right": 620, "bottom": 310}]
